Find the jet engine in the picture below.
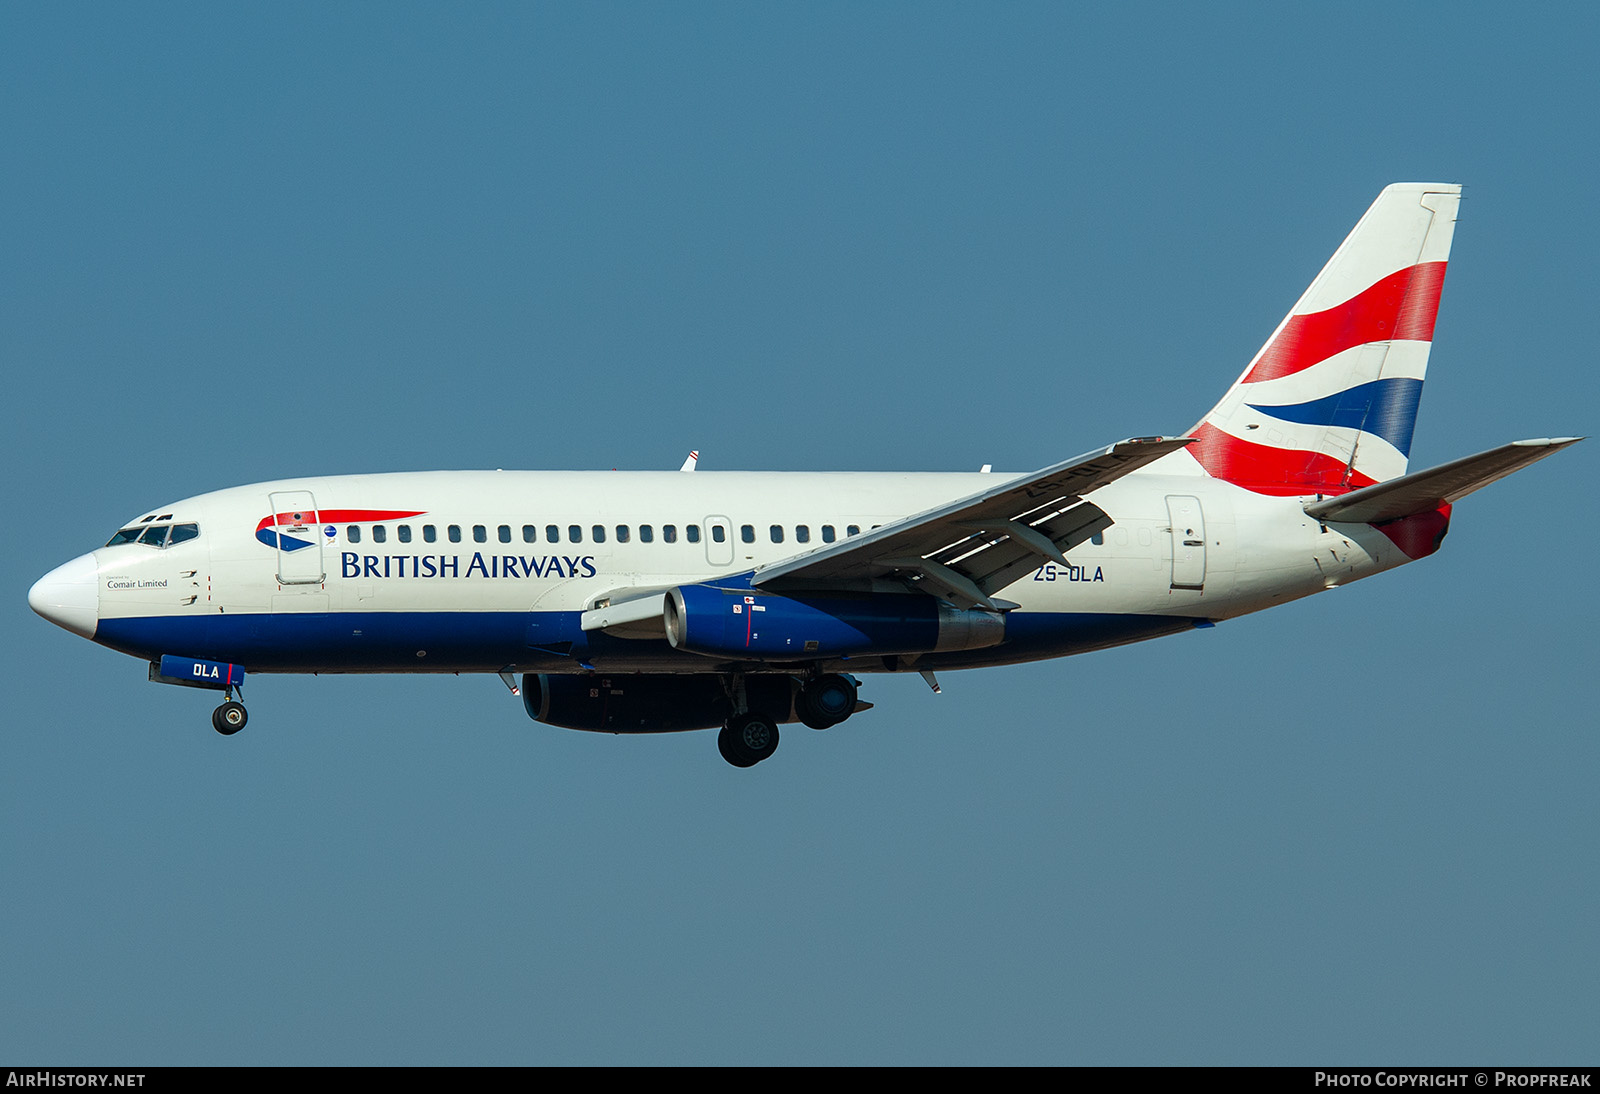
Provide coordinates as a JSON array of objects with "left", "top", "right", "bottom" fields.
[{"left": 663, "top": 583, "right": 1004, "bottom": 660}]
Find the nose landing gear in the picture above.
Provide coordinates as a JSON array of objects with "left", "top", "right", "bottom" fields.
[
  {"left": 148, "top": 657, "right": 251, "bottom": 737},
  {"left": 211, "top": 686, "right": 248, "bottom": 735}
]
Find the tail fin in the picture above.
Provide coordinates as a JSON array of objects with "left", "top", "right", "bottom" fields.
[{"left": 1188, "top": 183, "right": 1461, "bottom": 495}]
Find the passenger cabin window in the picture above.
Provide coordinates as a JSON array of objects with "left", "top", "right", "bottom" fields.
[
  {"left": 639, "top": 525, "right": 653, "bottom": 543},
  {"left": 1090, "top": 532, "right": 1103, "bottom": 545},
  {"left": 523, "top": 525, "right": 537, "bottom": 543},
  {"left": 547, "top": 525, "right": 560, "bottom": 543},
  {"left": 769, "top": 525, "right": 783, "bottom": 543},
  {"left": 615, "top": 525, "right": 629, "bottom": 543},
  {"left": 347, "top": 525, "right": 362, "bottom": 543},
  {"left": 708, "top": 526, "right": 723, "bottom": 544},
  {"left": 373, "top": 525, "right": 387, "bottom": 543},
  {"left": 423, "top": 525, "right": 437, "bottom": 543},
  {"left": 686, "top": 525, "right": 700, "bottom": 543},
  {"left": 740, "top": 525, "right": 754, "bottom": 543},
  {"left": 796, "top": 525, "right": 810, "bottom": 544},
  {"left": 498, "top": 525, "right": 511, "bottom": 543},
  {"left": 569, "top": 525, "right": 583, "bottom": 543},
  {"left": 822, "top": 525, "right": 836, "bottom": 543},
  {"left": 448, "top": 525, "right": 462, "bottom": 543},
  {"left": 592, "top": 525, "right": 606, "bottom": 543},
  {"left": 663, "top": 525, "right": 677, "bottom": 543},
  {"left": 473, "top": 525, "right": 487, "bottom": 543},
  {"left": 398, "top": 525, "right": 412, "bottom": 543}
]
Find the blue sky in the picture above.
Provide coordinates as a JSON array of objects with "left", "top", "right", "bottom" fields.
[{"left": 4, "top": 3, "right": 1595, "bottom": 1064}]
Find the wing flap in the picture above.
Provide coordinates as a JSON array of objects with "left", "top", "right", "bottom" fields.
[{"left": 926, "top": 503, "right": 1115, "bottom": 600}]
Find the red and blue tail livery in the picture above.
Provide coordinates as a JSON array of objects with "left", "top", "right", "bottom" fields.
[
  {"left": 1189, "top": 184, "right": 1457, "bottom": 497},
  {"left": 29, "top": 184, "right": 1580, "bottom": 767}
]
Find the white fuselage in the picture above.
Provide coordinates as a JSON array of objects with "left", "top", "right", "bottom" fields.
[{"left": 59, "top": 465, "right": 1411, "bottom": 677}]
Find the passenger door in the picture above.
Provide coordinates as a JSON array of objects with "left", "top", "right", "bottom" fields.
[
  {"left": 1166, "top": 495, "right": 1206, "bottom": 590},
  {"left": 267, "top": 490, "right": 326, "bottom": 586}
]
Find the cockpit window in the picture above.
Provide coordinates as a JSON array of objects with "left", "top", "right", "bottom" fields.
[{"left": 106, "top": 522, "right": 200, "bottom": 548}]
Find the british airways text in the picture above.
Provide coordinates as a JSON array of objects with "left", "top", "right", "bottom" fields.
[{"left": 340, "top": 551, "right": 598, "bottom": 579}]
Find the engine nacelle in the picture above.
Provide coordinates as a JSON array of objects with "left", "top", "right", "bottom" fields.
[
  {"left": 522, "top": 672, "right": 799, "bottom": 733},
  {"left": 663, "top": 584, "right": 1005, "bottom": 660}
]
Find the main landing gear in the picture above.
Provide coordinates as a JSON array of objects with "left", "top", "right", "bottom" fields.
[
  {"left": 211, "top": 687, "right": 247, "bottom": 735},
  {"left": 717, "top": 672, "right": 781, "bottom": 769},
  {"left": 718, "top": 712, "right": 779, "bottom": 768},
  {"left": 714, "top": 672, "right": 863, "bottom": 768}
]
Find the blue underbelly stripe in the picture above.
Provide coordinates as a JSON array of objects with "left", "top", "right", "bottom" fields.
[{"left": 94, "top": 609, "right": 1199, "bottom": 673}]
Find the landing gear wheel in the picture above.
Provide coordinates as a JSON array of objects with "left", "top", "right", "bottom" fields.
[
  {"left": 717, "top": 726, "right": 759, "bottom": 767},
  {"left": 212, "top": 700, "right": 247, "bottom": 735},
  {"left": 798, "top": 673, "right": 857, "bottom": 729},
  {"left": 718, "top": 713, "right": 779, "bottom": 767}
]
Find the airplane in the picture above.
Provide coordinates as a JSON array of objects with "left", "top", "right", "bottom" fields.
[{"left": 27, "top": 183, "right": 1580, "bottom": 767}]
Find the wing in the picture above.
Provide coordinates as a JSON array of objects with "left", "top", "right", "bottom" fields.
[{"left": 751, "top": 436, "right": 1195, "bottom": 609}]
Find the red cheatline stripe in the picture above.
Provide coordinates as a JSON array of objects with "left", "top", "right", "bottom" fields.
[
  {"left": 255, "top": 508, "right": 426, "bottom": 533},
  {"left": 1242, "top": 261, "right": 1447, "bottom": 385},
  {"left": 1187, "top": 422, "right": 1378, "bottom": 496}
]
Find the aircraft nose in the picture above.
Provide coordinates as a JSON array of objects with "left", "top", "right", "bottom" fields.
[{"left": 29, "top": 553, "right": 100, "bottom": 639}]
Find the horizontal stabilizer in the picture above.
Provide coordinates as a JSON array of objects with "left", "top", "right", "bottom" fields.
[{"left": 1304, "top": 437, "right": 1581, "bottom": 524}]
